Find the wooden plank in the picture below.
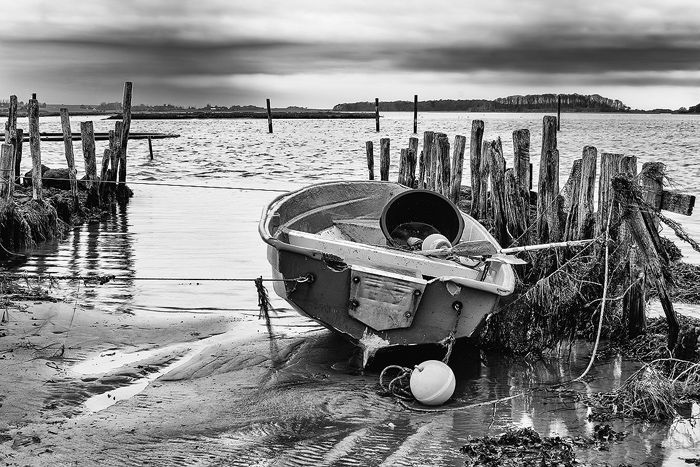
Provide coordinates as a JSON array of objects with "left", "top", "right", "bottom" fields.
[
  {"left": 576, "top": 146, "right": 597, "bottom": 239},
  {"left": 59, "top": 108, "right": 79, "bottom": 201},
  {"left": 489, "top": 138, "right": 508, "bottom": 245},
  {"left": 380, "top": 137, "right": 390, "bottom": 181},
  {"left": 470, "top": 120, "right": 484, "bottom": 217},
  {"left": 449, "top": 134, "right": 466, "bottom": 203},
  {"left": 536, "top": 116, "right": 560, "bottom": 243},
  {"left": 596, "top": 152, "right": 624, "bottom": 237},
  {"left": 661, "top": 190, "right": 695, "bottom": 216},
  {"left": 28, "top": 98, "right": 42, "bottom": 200},
  {"left": 365, "top": 141, "right": 374, "bottom": 180},
  {"left": 562, "top": 159, "right": 582, "bottom": 241}
]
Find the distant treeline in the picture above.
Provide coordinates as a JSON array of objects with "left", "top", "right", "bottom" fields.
[{"left": 333, "top": 93, "right": 631, "bottom": 112}]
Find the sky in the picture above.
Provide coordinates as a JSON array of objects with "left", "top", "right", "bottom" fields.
[{"left": 1, "top": 0, "right": 700, "bottom": 110}]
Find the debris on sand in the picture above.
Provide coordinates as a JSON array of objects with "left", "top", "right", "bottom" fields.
[{"left": 460, "top": 426, "right": 628, "bottom": 467}]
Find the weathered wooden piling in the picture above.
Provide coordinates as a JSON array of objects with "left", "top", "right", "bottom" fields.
[
  {"left": 413, "top": 95, "right": 418, "bottom": 134},
  {"left": 576, "top": 146, "right": 598, "bottom": 240},
  {"left": 59, "top": 109, "right": 79, "bottom": 202},
  {"left": 406, "top": 148, "right": 417, "bottom": 188},
  {"left": 469, "top": 120, "right": 484, "bottom": 217},
  {"left": 504, "top": 168, "right": 528, "bottom": 241},
  {"left": 13, "top": 129, "right": 22, "bottom": 183},
  {"left": 365, "top": 141, "right": 374, "bottom": 180},
  {"left": 80, "top": 121, "right": 98, "bottom": 206},
  {"left": 99, "top": 148, "right": 112, "bottom": 202},
  {"left": 596, "top": 153, "right": 624, "bottom": 236},
  {"left": 117, "top": 81, "right": 133, "bottom": 200},
  {"left": 6, "top": 95, "right": 17, "bottom": 198},
  {"left": 266, "top": 99, "right": 273, "bottom": 133},
  {"left": 408, "top": 137, "right": 419, "bottom": 187},
  {"left": 536, "top": 116, "right": 560, "bottom": 243},
  {"left": 0, "top": 144, "right": 13, "bottom": 198},
  {"left": 562, "top": 159, "right": 582, "bottom": 240},
  {"left": 380, "top": 137, "right": 390, "bottom": 181},
  {"left": 512, "top": 129, "right": 530, "bottom": 196},
  {"left": 28, "top": 98, "right": 42, "bottom": 200},
  {"left": 375, "top": 98, "right": 380, "bottom": 132},
  {"left": 422, "top": 131, "right": 435, "bottom": 189},
  {"left": 148, "top": 136, "right": 154, "bottom": 160},
  {"left": 449, "top": 135, "right": 466, "bottom": 204},
  {"left": 613, "top": 175, "right": 679, "bottom": 349},
  {"left": 434, "top": 133, "right": 450, "bottom": 197},
  {"left": 477, "top": 140, "right": 490, "bottom": 218},
  {"left": 640, "top": 162, "right": 664, "bottom": 226},
  {"left": 489, "top": 139, "right": 509, "bottom": 245}
]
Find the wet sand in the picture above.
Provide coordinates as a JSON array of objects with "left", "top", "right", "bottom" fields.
[{"left": 2, "top": 296, "right": 700, "bottom": 466}]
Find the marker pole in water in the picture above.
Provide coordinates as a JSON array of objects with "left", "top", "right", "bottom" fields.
[
  {"left": 413, "top": 94, "right": 418, "bottom": 134},
  {"left": 375, "top": 97, "right": 380, "bottom": 132},
  {"left": 266, "top": 99, "right": 273, "bottom": 133}
]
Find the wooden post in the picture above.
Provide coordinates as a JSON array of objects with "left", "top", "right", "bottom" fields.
[
  {"left": 576, "top": 146, "right": 598, "bottom": 239},
  {"left": 365, "top": 141, "right": 374, "bottom": 180},
  {"left": 512, "top": 129, "right": 530, "bottom": 196},
  {"left": 0, "top": 144, "right": 12, "bottom": 198},
  {"left": 469, "top": 120, "right": 485, "bottom": 216},
  {"left": 148, "top": 136, "right": 154, "bottom": 160},
  {"left": 449, "top": 135, "right": 467, "bottom": 203},
  {"left": 408, "top": 137, "right": 419, "bottom": 187},
  {"left": 504, "top": 168, "right": 527, "bottom": 242},
  {"left": 380, "top": 137, "right": 390, "bottom": 181},
  {"left": 489, "top": 139, "right": 508, "bottom": 245},
  {"left": 266, "top": 98, "right": 273, "bottom": 133},
  {"left": 99, "top": 148, "right": 112, "bottom": 203},
  {"left": 59, "top": 108, "right": 79, "bottom": 202},
  {"left": 398, "top": 148, "right": 408, "bottom": 185},
  {"left": 536, "top": 116, "right": 560, "bottom": 243},
  {"left": 80, "top": 121, "right": 98, "bottom": 206},
  {"left": 413, "top": 95, "right": 418, "bottom": 134},
  {"left": 6, "top": 96, "right": 17, "bottom": 199},
  {"left": 421, "top": 131, "right": 435, "bottom": 189},
  {"left": 375, "top": 98, "right": 380, "bottom": 132},
  {"left": 117, "top": 81, "right": 133, "bottom": 199},
  {"left": 596, "top": 152, "right": 624, "bottom": 237},
  {"left": 557, "top": 95, "right": 561, "bottom": 131},
  {"left": 13, "top": 128, "right": 22, "bottom": 184},
  {"left": 110, "top": 122, "right": 122, "bottom": 182},
  {"left": 434, "top": 133, "right": 450, "bottom": 197},
  {"left": 28, "top": 98, "right": 42, "bottom": 200},
  {"left": 406, "top": 147, "right": 417, "bottom": 188},
  {"left": 477, "top": 140, "right": 490, "bottom": 218},
  {"left": 613, "top": 175, "right": 679, "bottom": 349},
  {"left": 562, "top": 159, "right": 582, "bottom": 240},
  {"left": 640, "top": 162, "right": 664, "bottom": 227}
]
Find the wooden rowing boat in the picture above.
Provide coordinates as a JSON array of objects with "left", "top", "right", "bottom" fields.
[{"left": 259, "top": 181, "right": 516, "bottom": 365}]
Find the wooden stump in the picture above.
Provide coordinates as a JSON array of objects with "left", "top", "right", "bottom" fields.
[
  {"left": 449, "top": 135, "right": 466, "bottom": 203},
  {"left": 0, "top": 144, "right": 13, "bottom": 198},
  {"left": 117, "top": 81, "right": 133, "bottom": 201},
  {"left": 365, "top": 141, "right": 374, "bottom": 180},
  {"left": 59, "top": 108, "right": 79, "bottom": 203},
  {"left": 513, "top": 129, "right": 530, "bottom": 204},
  {"left": 406, "top": 147, "right": 417, "bottom": 188},
  {"left": 504, "top": 168, "right": 527, "bottom": 242},
  {"left": 80, "top": 121, "right": 99, "bottom": 207},
  {"left": 28, "top": 98, "right": 42, "bottom": 200},
  {"left": 13, "top": 129, "right": 22, "bottom": 184},
  {"left": 576, "top": 146, "right": 597, "bottom": 239},
  {"left": 380, "top": 138, "right": 390, "bottom": 181},
  {"left": 469, "top": 120, "right": 484, "bottom": 216},
  {"left": 434, "top": 133, "right": 450, "bottom": 197}
]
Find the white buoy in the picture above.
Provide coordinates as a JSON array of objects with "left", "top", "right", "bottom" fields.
[
  {"left": 421, "top": 234, "right": 451, "bottom": 252},
  {"left": 409, "top": 360, "right": 456, "bottom": 406}
]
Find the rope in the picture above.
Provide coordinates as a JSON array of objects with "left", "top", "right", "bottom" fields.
[
  {"left": 0, "top": 272, "right": 310, "bottom": 285},
  {"left": 21, "top": 177, "right": 290, "bottom": 193}
]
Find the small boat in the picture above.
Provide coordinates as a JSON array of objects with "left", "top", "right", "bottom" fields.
[{"left": 259, "top": 181, "right": 516, "bottom": 365}]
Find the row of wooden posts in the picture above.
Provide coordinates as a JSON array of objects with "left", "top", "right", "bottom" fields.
[
  {"left": 0, "top": 82, "right": 134, "bottom": 206},
  {"left": 366, "top": 115, "right": 695, "bottom": 342}
]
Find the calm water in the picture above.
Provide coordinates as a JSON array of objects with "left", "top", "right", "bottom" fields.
[{"left": 8, "top": 112, "right": 700, "bottom": 465}]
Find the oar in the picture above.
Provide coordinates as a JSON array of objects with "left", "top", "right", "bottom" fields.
[{"left": 418, "top": 239, "right": 595, "bottom": 264}]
